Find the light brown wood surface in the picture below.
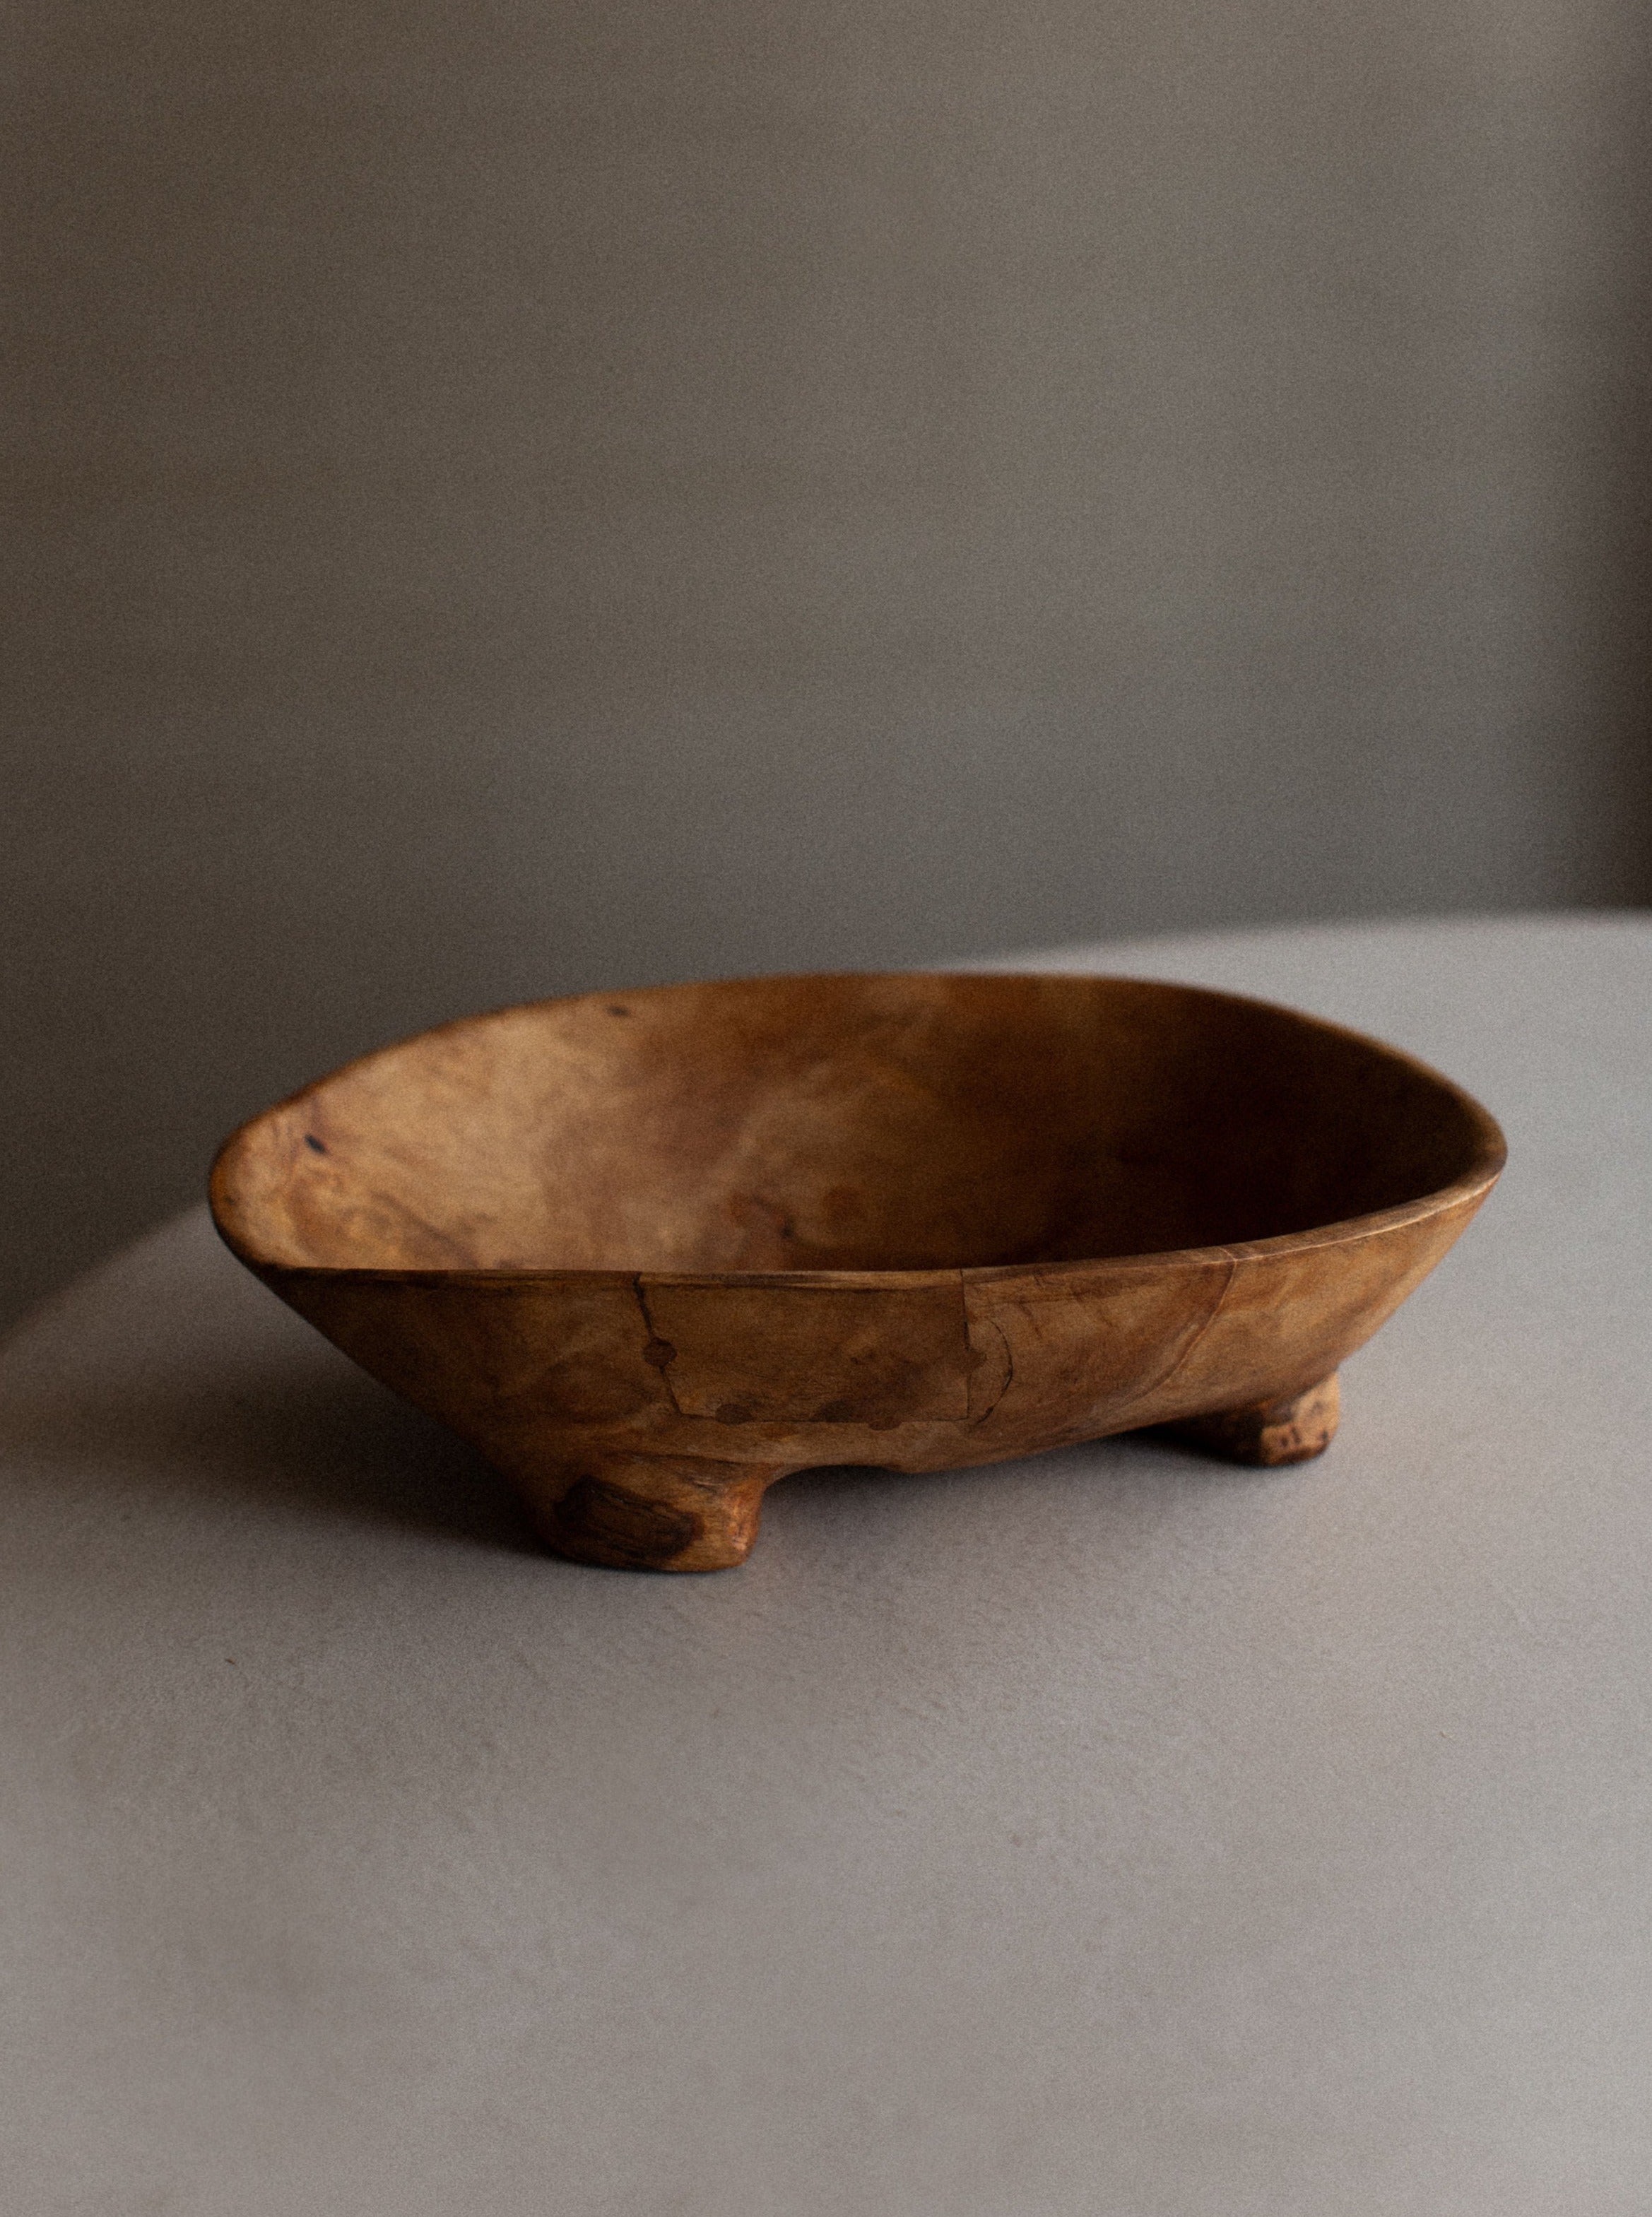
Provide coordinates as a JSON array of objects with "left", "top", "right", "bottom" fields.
[{"left": 210, "top": 972, "right": 1504, "bottom": 1569}]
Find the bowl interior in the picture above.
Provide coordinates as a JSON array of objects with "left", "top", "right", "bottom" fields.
[{"left": 213, "top": 973, "right": 1500, "bottom": 1276}]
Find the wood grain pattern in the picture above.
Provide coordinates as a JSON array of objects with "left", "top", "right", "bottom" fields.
[{"left": 210, "top": 972, "right": 1505, "bottom": 1569}]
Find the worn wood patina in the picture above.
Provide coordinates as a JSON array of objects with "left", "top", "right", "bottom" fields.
[{"left": 210, "top": 972, "right": 1504, "bottom": 1570}]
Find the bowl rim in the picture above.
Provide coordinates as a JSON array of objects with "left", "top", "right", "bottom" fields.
[{"left": 209, "top": 969, "right": 1509, "bottom": 1289}]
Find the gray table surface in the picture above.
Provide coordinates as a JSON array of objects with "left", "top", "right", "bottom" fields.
[{"left": 3, "top": 913, "right": 1649, "bottom": 2216}]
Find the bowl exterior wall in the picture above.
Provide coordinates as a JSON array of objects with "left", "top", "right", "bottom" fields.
[{"left": 254, "top": 1183, "right": 1486, "bottom": 1506}]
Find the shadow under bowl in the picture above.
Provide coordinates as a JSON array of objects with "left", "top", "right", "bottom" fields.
[{"left": 210, "top": 971, "right": 1505, "bottom": 1569}]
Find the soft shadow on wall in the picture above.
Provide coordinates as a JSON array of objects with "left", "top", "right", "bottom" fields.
[{"left": 4, "top": 0, "right": 1651, "bottom": 1328}]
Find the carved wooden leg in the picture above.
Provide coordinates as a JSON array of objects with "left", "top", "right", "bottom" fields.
[
  {"left": 517, "top": 1452, "right": 786, "bottom": 1572},
  {"left": 1166, "top": 1373, "right": 1340, "bottom": 1467}
]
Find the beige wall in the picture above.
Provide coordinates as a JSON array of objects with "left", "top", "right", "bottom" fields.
[{"left": 5, "top": 0, "right": 1651, "bottom": 1326}]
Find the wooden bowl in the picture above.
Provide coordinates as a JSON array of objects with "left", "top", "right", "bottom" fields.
[{"left": 210, "top": 972, "right": 1505, "bottom": 1571}]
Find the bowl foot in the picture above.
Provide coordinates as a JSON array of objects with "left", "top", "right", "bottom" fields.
[
  {"left": 1164, "top": 1372, "right": 1340, "bottom": 1467},
  {"left": 519, "top": 1452, "right": 786, "bottom": 1572}
]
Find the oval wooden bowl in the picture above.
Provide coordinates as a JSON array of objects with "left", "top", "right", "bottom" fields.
[{"left": 210, "top": 972, "right": 1505, "bottom": 1571}]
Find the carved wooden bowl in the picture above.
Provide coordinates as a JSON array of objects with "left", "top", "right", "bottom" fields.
[{"left": 210, "top": 972, "right": 1505, "bottom": 1571}]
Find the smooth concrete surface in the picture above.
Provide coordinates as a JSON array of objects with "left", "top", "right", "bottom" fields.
[
  {"left": 7, "top": 0, "right": 1652, "bottom": 1331},
  {"left": 1, "top": 913, "right": 1650, "bottom": 2214}
]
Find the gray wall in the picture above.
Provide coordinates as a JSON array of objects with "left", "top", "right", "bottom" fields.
[{"left": 6, "top": 0, "right": 1651, "bottom": 1328}]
